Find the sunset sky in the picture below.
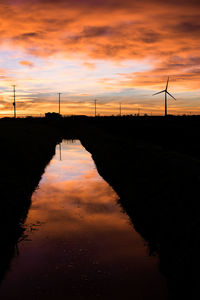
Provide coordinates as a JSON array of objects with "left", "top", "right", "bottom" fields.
[{"left": 0, "top": 0, "right": 200, "bottom": 116}]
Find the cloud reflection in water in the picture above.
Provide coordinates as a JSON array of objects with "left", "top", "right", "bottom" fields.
[{"left": 0, "top": 140, "right": 167, "bottom": 300}]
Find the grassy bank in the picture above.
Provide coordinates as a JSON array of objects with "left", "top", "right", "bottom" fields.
[
  {"left": 0, "top": 118, "right": 61, "bottom": 283},
  {"left": 74, "top": 116, "right": 200, "bottom": 299}
]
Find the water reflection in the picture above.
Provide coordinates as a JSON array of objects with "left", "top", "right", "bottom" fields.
[{"left": 0, "top": 140, "right": 167, "bottom": 300}]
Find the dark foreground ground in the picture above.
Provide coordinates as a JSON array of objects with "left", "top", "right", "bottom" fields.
[
  {"left": 0, "top": 119, "right": 62, "bottom": 284},
  {"left": 0, "top": 115, "right": 200, "bottom": 299}
]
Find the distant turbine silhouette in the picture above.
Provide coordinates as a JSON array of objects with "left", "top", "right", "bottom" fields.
[{"left": 152, "top": 77, "right": 176, "bottom": 116}]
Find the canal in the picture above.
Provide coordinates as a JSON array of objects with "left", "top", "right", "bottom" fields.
[{"left": 0, "top": 140, "right": 167, "bottom": 299}]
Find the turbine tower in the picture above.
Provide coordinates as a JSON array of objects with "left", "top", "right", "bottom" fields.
[{"left": 152, "top": 77, "right": 176, "bottom": 116}]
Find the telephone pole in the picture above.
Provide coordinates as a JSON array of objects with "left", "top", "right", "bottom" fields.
[
  {"left": 59, "top": 143, "right": 62, "bottom": 161},
  {"left": 12, "top": 85, "right": 16, "bottom": 118},
  {"left": 58, "top": 93, "right": 62, "bottom": 114},
  {"left": 119, "top": 103, "right": 122, "bottom": 116},
  {"left": 94, "top": 99, "right": 97, "bottom": 117}
]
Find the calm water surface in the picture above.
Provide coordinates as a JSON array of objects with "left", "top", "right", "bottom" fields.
[{"left": 0, "top": 140, "right": 167, "bottom": 300}]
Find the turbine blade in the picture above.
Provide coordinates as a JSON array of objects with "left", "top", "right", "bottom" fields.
[
  {"left": 152, "top": 90, "right": 165, "bottom": 96},
  {"left": 166, "top": 91, "right": 176, "bottom": 100},
  {"left": 166, "top": 76, "right": 169, "bottom": 90}
]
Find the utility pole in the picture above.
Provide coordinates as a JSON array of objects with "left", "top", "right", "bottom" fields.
[
  {"left": 12, "top": 85, "right": 16, "bottom": 118},
  {"left": 138, "top": 108, "right": 140, "bottom": 116},
  {"left": 119, "top": 103, "right": 121, "bottom": 116},
  {"left": 94, "top": 99, "right": 97, "bottom": 117},
  {"left": 59, "top": 143, "right": 62, "bottom": 161},
  {"left": 58, "top": 93, "right": 62, "bottom": 114}
]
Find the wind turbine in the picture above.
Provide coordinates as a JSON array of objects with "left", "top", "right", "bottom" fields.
[{"left": 152, "top": 77, "right": 176, "bottom": 116}]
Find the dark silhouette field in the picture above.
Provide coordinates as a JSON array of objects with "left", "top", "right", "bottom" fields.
[
  {"left": 75, "top": 115, "right": 200, "bottom": 299},
  {"left": 0, "top": 118, "right": 61, "bottom": 283},
  {"left": 0, "top": 115, "right": 199, "bottom": 299}
]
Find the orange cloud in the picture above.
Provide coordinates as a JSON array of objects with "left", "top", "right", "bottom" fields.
[
  {"left": 19, "top": 60, "right": 34, "bottom": 67},
  {"left": 0, "top": 0, "right": 200, "bottom": 115},
  {"left": 82, "top": 62, "right": 96, "bottom": 69},
  {"left": 0, "top": 1, "right": 199, "bottom": 60}
]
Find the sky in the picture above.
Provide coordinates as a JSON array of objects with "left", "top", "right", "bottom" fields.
[{"left": 0, "top": 0, "right": 200, "bottom": 116}]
